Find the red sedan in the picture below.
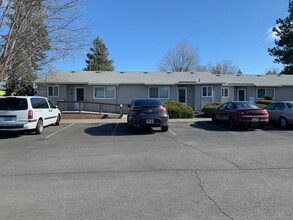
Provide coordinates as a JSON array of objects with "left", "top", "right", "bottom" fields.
[{"left": 211, "top": 101, "right": 269, "bottom": 129}]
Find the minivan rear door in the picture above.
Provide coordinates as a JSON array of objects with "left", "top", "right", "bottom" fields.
[{"left": 0, "top": 97, "right": 29, "bottom": 127}]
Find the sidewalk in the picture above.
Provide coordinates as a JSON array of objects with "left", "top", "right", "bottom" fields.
[{"left": 61, "top": 115, "right": 211, "bottom": 124}]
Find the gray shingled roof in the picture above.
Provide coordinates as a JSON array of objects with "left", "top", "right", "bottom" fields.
[{"left": 34, "top": 71, "right": 293, "bottom": 87}]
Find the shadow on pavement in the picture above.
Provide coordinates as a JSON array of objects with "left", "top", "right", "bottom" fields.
[
  {"left": 0, "top": 131, "right": 23, "bottom": 139},
  {"left": 190, "top": 121, "right": 267, "bottom": 132},
  {"left": 84, "top": 123, "right": 160, "bottom": 136}
]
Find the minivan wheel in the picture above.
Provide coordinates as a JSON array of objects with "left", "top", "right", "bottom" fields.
[
  {"left": 35, "top": 119, "right": 44, "bottom": 134},
  {"left": 55, "top": 115, "right": 60, "bottom": 126},
  {"left": 279, "top": 117, "right": 288, "bottom": 128}
]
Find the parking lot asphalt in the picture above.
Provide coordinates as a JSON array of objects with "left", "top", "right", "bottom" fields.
[{"left": 0, "top": 119, "right": 293, "bottom": 220}]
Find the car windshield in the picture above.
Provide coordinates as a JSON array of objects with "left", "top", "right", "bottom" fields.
[
  {"left": 0, "top": 98, "right": 28, "bottom": 110},
  {"left": 286, "top": 103, "right": 293, "bottom": 110},
  {"left": 235, "top": 102, "right": 259, "bottom": 109},
  {"left": 134, "top": 99, "right": 162, "bottom": 107}
]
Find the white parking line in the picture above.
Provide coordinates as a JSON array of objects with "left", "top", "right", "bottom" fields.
[
  {"left": 200, "top": 121, "right": 238, "bottom": 135},
  {"left": 45, "top": 123, "right": 75, "bottom": 139},
  {"left": 111, "top": 123, "right": 119, "bottom": 136},
  {"left": 168, "top": 129, "right": 177, "bottom": 136}
]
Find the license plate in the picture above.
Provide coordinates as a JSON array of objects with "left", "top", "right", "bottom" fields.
[
  {"left": 146, "top": 119, "right": 154, "bottom": 124},
  {"left": 251, "top": 118, "right": 259, "bottom": 122},
  {"left": 4, "top": 117, "right": 15, "bottom": 121}
]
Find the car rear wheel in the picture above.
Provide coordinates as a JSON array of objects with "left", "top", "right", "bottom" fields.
[
  {"left": 127, "top": 124, "right": 135, "bottom": 133},
  {"left": 161, "top": 125, "right": 168, "bottom": 132},
  {"left": 211, "top": 114, "right": 217, "bottom": 123},
  {"left": 279, "top": 117, "right": 288, "bottom": 128},
  {"left": 228, "top": 117, "right": 235, "bottom": 129},
  {"left": 35, "top": 119, "right": 44, "bottom": 134}
]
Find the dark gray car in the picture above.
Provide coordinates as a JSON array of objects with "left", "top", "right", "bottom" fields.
[
  {"left": 127, "top": 98, "right": 169, "bottom": 132},
  {"left": 265, "top": 101, "right": 293, "bottom": 128}
]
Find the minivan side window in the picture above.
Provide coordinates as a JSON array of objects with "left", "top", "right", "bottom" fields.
[
  {"left": 47, "top": 99, "right": 56, "bottom": 108},
  {"left": 31, "top": 98, "right": 49, "bottom": 109}
]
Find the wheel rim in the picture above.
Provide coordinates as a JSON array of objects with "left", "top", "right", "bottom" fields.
[
  {"left": 39, "top": 122, "right": 43, "bottom": 131},
  {"left": 280, "top": 118, "right": 287, "bottom": 128}
]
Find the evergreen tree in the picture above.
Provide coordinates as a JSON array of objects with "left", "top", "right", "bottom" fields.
[
  {"left": 84, "top": 37, "right": 114, "bottom": 71},
  {"left": 268, "top": 1, "right": 293, "bottom": 74}
]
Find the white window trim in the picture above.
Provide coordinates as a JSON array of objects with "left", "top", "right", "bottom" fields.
[
  {"left": 222, "top": 87, "right": 229, "bottom": 98},
  {"left": 93, "top": 86, "right": 116, "bottom": 99},
  {"left": 47, "top": 85, "right": 59, "bottom": 97},
  {"left": 148, "top": 86, "right": 170, "bottom": 99},
  {"left": 256, "top": 88, "right": 275, "bottom": 99},
  {"left": 202, "top": 86, "right": 213, "bottom": 97}
]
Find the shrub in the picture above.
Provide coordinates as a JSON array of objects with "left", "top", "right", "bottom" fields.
[
  {"left": 164, "top": 101, "right": 194, "bottom": 119},
  {"left": 202, "top": 102, "right": 222, "bottom": 117},
  {"left": 255, "top": 99, "right": 273, "bottom": 108}
]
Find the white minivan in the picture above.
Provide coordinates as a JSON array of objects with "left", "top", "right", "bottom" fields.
[{"left": 0, "top": 96, "right": 61, "bottom": 134}]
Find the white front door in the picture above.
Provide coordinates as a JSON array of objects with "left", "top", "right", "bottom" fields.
[
  {"left": 237, "top": 89, "right": 246, "bottom": 101},
  {"left": 178, "top": 87, "right": 187, "bottom": 104}
]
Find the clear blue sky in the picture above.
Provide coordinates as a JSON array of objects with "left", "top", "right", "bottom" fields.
[{"left": 56, "top": 0, "right": 289, "bottom": 74}]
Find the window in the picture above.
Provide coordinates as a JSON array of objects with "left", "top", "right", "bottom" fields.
[
  {"left": 222, "top": 88, "right": 229, "bottom": 97},
  {"left": 202, "top": 86, "right": 213, "bottom": 97},
  {"left": 148, "top": 86, "right": 170, "bottom": 99},
  {"left": 31, "top": 98, "right": 49, "bottom": 109},
  {"left": 48, "top": 85, "right": 59, "bottom": 97},
  {"left": 257, "top": 88, "right": 275, "bottom": 99},
  {"left": 0, "top": 98, "right": 28, "bottom": 110},
  {"left": 94, "top": 86, "right": 116, "bottom": 99}
]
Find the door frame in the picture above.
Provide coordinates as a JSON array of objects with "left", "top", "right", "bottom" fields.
[
  {"left": 178, "top": 87, "right": 187, "bottom": 104},
  {"left": 75, "top": 87, "right": 85, "bottom": 110},
  {"left": 237, "top": 89, "right": 246, "bottom": 101}
]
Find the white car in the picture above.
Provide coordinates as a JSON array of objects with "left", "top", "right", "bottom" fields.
[{"left": 0, "top": 96, "right": 61, "bottom": 134}]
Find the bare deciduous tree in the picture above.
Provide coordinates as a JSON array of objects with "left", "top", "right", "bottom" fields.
[
  {"left": 265, "top": 67, "right": 280, "bottom": 75},
  {"left": 205, "top": 60, "right": 240, "bottom": 75},
  {"left": 0, "top": 0, "right": 89, "bottom": 80},
  {"left": 158, "top": 41, "right": 200, "bottom": 72}
]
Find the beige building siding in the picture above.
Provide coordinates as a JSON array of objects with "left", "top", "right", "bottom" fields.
[{"left": 274, "top": 87, "right": 293, "bottom": 101}]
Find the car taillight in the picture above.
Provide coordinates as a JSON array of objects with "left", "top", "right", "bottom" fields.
[
  {"left": 262, "top": 109, "right": 269, "bottom": 115},
  {"left": 157, "top": 107, "right": 167, "bottom": 113},
  {"left": 28, "top": 109, "right": 33, "bottom": 119}
]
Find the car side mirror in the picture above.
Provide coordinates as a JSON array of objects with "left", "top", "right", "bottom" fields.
[{"left": 127, "top": 104, "right": 131, "bottom": 108}]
